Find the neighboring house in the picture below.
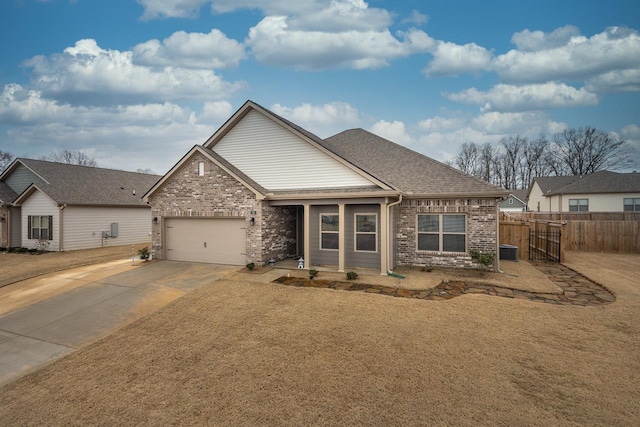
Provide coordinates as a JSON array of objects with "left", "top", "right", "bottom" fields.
[
  {"left": 527, "top": 171, "right": 640, "bottom": 212},
  {"left": 499, "top": 189, "right": 528, "bottom": 212},
  {"left": 0, "top": 158, "right": 161, "bottom": 251},
  {"left": 144, "top": 101, "right": 507, "bottom": 273}
]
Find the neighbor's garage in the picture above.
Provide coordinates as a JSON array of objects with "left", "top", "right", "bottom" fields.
[{"left": 165, "top": 218, "right": 246, "bottom": 265}]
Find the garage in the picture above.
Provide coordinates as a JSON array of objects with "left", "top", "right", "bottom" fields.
[{"left": 165, "top": 218, "right": 247, "bottom": 265}]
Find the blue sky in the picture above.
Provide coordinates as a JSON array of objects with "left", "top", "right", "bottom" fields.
[{"left": 1, "top": 0, "right": 639, "bottom": 174}]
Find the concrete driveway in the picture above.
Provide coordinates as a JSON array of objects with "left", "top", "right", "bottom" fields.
[{"left": 0, "top": 260, "right": 239, "bottom": 386}]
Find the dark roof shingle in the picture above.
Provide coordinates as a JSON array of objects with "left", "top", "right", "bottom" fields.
[
  {"left": 13, "top": 159, "right": 161, "bottom": 206},
  {"left": 535, "top": 171, "right": 640, "bottom": 195},
  {"left": 322, "top": 129, "right": 506, "bottom": 196}
]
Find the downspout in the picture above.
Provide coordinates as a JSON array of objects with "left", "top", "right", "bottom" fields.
[
  {"left": 59, "top": 204, "right": 66, "bottom": 252},
  {"left": 386, "top": 194, "right": 403, "bottom": 275}
]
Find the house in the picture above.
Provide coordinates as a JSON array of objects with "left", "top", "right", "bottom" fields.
[
  {"left": 0, "top": 158, "right": 161, "bottom": 251},
  {"left": 499, "top": 189, "right": 528, "bottom": 212},
  {"left": 144, "top": 101, "right": 507, "bottom": 274},
  {"left": 527, "top": 171, "right": 640, "bottom": 212}
]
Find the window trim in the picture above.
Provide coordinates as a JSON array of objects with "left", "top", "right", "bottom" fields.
[
  {"left": 569, "top": 198, "right": 589, "bottom": 212},
  {"left": 623, "top": 198, "right": 640, "bottom": 211},
  {"left": 319, "top": 213, "right": 339, "bottom": 251},
  {"left": 28, "top": 215, "right": 53, "bottom": 241},
  {"left": 354, "top": 213, "right": 378, "bottom": 253},
  {"left": 416, "top": 213, "right": 466, "bottom": 254}
]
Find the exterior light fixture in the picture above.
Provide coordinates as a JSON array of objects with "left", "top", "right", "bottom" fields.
[{"left": 249, "top": 217, "right": 255, "bottom": 226}]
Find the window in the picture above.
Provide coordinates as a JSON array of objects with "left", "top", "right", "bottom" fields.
[
  {"left": 417, "top": 214, "right": 466, "bottom": 253},
  {"left": 28, "top": 215, "right": 53, "bottom": 240},
  {"left": 198, "top": 161, "right": 205, "bottom": 176},
  {"left": 624, "top": 198, "right": 640, "bottom": 211},
  {"left": 320, "top": 214, "right": 339, "bottom": 250},
  {"left": 355, "top": 214, "right": 377, "bottom": 252},
  {"left": 569, "top": 198, "right": 588, "bottom": 212},
  {"left": 508, "top": 197, "right": 514, "bottom": 205}
]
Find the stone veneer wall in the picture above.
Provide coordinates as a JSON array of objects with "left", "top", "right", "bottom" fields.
[
  {"left": 148, "top": 152, "right": 295, "bottom": 265},
  {"left": 395, "top": 198, "right": 498, "bottom": 270},
  {"left": 0, "top": 207, "right": 8, "bottom": 248}
]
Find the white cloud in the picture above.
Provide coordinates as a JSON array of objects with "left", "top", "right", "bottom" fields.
[
  {"left": 402, "top": 10, "right": 428, "bottom": 26},
  {"left": 370, "top": 120, "right": 415, "bottom": 146},
  {"left": 444, "top": 82, "right": 599, "bottom": 112},
  {"left": 417, "top": 116, "right": 466, "bottom": 132},
  {"left": 510, "top": 25, "right": 580, "bottom": 52},
  {"left": 247, "top": 17, "right": 433, "bottom": 70},
  {"left": 137, "top": 0, "right": 209, "bottom": 20},
  {"left": 493, "top": 26, "right": 640, "bottom": 83},
  {"left": 132, "top": 29, "right": 246, "bottom": 69},
  {"left": 586, "top": 68, "right": 640, "bottom": 93},
  {"left": 422, "top": 41, "right": 492, "bottom": 77},
  {"left": 198, "top": 101, "right": 234, "bottom": 125},
  {"left": 471, "top": 111, "right": 566, "bottom": 135},
  {"left": 24, "top": 39, "right": 246, "bottom": 105},
  {"left": 270, "top": 101, "right": 360, "bottom": 137}
]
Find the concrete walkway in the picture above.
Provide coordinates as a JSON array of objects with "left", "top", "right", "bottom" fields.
[{"left": 0, "top": 260, "right": 239, "bottom": 386}]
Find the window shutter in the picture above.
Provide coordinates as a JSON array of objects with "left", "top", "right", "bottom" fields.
[
  {"left": 28, "top": 216, "right": 32, "bottom": 239},
  {"left": 48, "top": 216, "right": 53, "bottom": 240}
]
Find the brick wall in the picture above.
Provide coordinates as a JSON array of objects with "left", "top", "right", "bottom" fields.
[
  {"left": 395, "top": 198, "right": 498, "bottom": 270},
  {"left": 147, "top": 152, "right": 295, "bottom": 264}
]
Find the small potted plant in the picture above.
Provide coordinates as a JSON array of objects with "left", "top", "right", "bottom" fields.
[{"left": 138, "top": 247, "right": 150, "bottom": 261}]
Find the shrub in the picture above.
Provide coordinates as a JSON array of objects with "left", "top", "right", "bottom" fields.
[
  {"left": 346, "top": 271, "right": 358, "bottom": 280},
  {"left": 470, "top": 250, "right": 495, "bottom": 267},
  {"left": 246, "top": 262, "right": 255, "bottom": 270},
  {"left": 138, "top": 247, "right": 150, "bottom": 261},
  {"left": 309, "top": 269, "right": 318, "bottom": 278}
]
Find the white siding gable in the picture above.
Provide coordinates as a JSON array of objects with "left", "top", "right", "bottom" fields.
[
  {"left": 211, "top": 110, "right": 376, "bottom": 191},
  {"left": 21, "top": 190, "right": 60, "bottom": 251}
]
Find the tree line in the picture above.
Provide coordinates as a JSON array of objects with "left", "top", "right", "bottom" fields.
[{"left": 449, "top": 127, "right": 634, "bottom": 190}]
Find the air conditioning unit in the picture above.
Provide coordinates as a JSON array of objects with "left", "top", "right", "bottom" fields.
[{"left": 499, "top": 244, "right": 518, "bottom": 261}]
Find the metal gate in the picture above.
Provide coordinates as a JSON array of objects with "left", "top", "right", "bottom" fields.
[{"left": 529, "top": 230, "right": 562, "bottom": 262}]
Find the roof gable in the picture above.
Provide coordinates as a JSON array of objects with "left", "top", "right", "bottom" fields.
[
  {"left": 205, "top": 103, "right": 383, "bottom": 191},
  {"left": 0, "top": 182, "right": 18, "bottom": 204}
]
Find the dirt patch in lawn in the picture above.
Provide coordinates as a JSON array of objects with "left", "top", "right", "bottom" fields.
[
  {"left": 0, "top": 252, "right": 638, "bottom": 426},
  {"left": 0, "top": 243, "right": 150, "bottom": 288}
]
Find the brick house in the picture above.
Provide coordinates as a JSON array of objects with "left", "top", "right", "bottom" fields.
[{"left": 143, "top": 100, "right": 508, "bottom": 273}]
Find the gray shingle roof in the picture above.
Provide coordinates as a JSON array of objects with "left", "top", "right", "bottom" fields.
[
  {"left": 322, "top": 129, "right": 506, "bottom": 196},
  {"left": 0, "top": 182, "right": 18, "bottom": 204},
  {"left": 535, "top": 171, "right": 640, "bottom": 195},
  {"left": 12, "top": 159, "right": 161, "bottom": 206}
]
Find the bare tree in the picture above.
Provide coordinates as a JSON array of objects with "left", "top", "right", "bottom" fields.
[
  {"left": 41, "top": 150, "right": 98, "bottom": 167},
  {"left": 136, "top": 168, "right": 157, "bottom": 175},
  {"left": 0, "top": 150, "right": 14, "bottom": 173},
  {"left": 454, "top": 142, "right": 480, "bottom": 176},
  {"left": 478, "top": 143, "right": 497, "bottom": 184},
  {"left": 500, "top": 136, "right": 527, "bottom": 189},
  {"left": 520, "top": 135, "right": 550, "bottom": 187},
  {"left": 550, "top": 127, "right": 633, "bottom": 175}
]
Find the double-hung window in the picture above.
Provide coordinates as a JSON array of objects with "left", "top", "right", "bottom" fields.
[
  {"left": 624, "top": 198, "right": 640, "bottom": 211},
  {"left": 320, "top": 214, "right": 339, "bottom": 250},
  {"left": 569, "top": 198, "right": 588, "bottom": 212},
  {"left": 28, "top": 215, "right": 53, "bottom": 240},
  {"left": 355, "top": 214, "right": 377, "bottom": 252},
  {"left": 417, "top": 214, "right": 466, "bottom": 253}
]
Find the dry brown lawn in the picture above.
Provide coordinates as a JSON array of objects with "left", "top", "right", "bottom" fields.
[
  {"left": 0, "top": 252, "right": 638, "bottom": 426},
  {"left": 0, "top": 243, "right": 150, "bottom": 288}
]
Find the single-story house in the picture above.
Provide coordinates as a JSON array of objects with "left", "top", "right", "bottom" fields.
[
  {"left": 144, "top": 100, "right": 507, "bottom": 274},
  {"left": 0, "top": 158, "right": 161, "bottom": 251},
  {"left": 498, "top": 190, "right": 528, "bottom": 212},
  {"left": 527, "top": 171, "right": 640, "bottom": 212}
]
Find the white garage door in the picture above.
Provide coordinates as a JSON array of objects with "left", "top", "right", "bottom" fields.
[{"left": 165, "top": 218, "right": 246, "bottom": 265}]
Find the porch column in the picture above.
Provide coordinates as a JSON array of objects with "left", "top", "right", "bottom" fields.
[
  {"left": 379, "top": 202, "right": 388, "bottom": 275},
  {"left": 338, "top": 203, "right": 345, "bottom": 272},
  {"left": 303, "top": 203, "right": 311, "bottom": 269}
]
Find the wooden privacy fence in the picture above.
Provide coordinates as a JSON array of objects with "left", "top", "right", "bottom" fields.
[
  {"left": 500, "top": 212, "right": 640, "bottom": 254},
  {"left": 500, "top": 220, "right": 567, "bottom": 262}
]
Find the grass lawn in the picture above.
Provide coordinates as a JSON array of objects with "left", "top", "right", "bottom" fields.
[{"left": 0, "top": 252, "right": 638, "bottom": 425}]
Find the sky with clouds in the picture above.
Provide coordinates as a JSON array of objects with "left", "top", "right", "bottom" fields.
[{"left": 1, "top": 0, "right": 639, "bottom": 174}]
